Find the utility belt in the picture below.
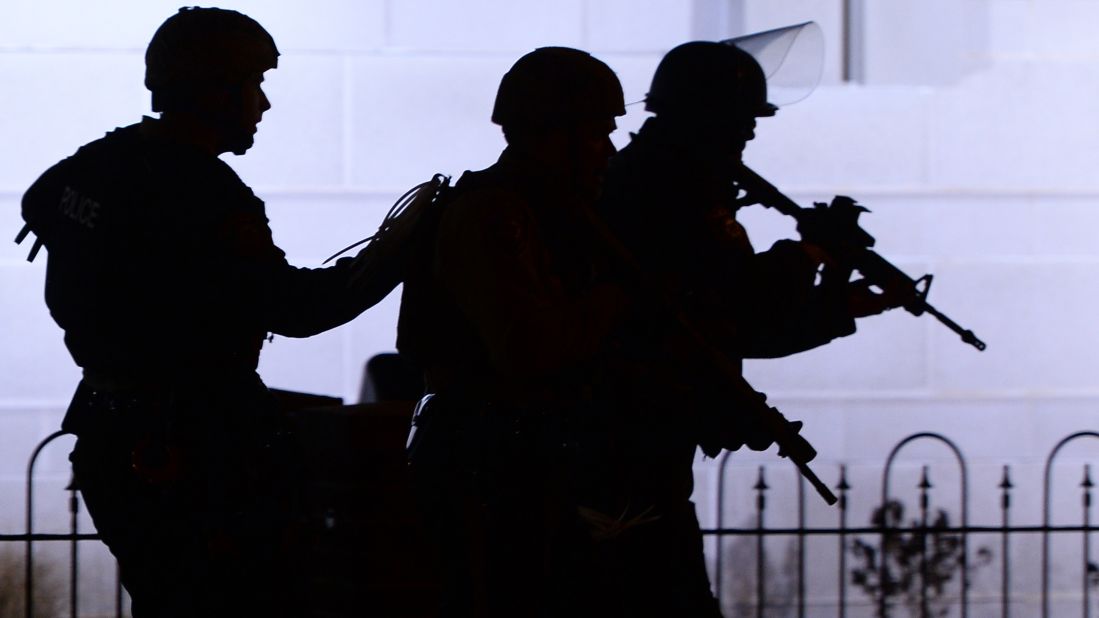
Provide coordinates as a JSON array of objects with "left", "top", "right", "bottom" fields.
[
  {"left": 65, "top": 370, "right": 289, "bottom": 491},
  {"left": 61, "top": 377, "right": 172, "bottom": 438},
  {"left": 411, "top": 391, "right": 579, "bottom": 436},
  {"left": 63, "top": 377, "right": 189, "bottom": 487},
  {"left": 408, "top": 392, "right": 580, "bottom": 466},
  {"left": 63, "top": 367, "right": 275, "bottom": 441}
]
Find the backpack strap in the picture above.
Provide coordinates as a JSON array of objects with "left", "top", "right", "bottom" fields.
[{"left": 14, "top": 223, "right": 44, "bottom": 262}]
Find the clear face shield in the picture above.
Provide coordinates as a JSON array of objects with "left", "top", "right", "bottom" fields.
[{"left": 723, "top": 21, "right": 825, "bottom": 109}]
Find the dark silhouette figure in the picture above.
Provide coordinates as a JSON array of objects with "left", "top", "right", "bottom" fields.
[
  {"left": 592, "top": 42, "right": 902, "bottom": 616},
  {"left": 396, "top": 47, "right": 631, "bottom": 617},
  {"left": 18, "top": 8, "right": 395, "bottom": 617}
]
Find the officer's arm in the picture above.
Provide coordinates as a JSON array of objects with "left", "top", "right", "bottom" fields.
[
  {"left": 210, "top": 205, "right": 395, "bottom": 339},
  {"left": 718, "top": 240, "right": 856, "bottom": 358},
  {"left": 263, "top": 256, "right": 396, "bottom": 338}
]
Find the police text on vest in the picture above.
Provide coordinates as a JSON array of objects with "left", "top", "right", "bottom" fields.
[{"left": 59, "top": 186, "right": 101, "bottom": 229}]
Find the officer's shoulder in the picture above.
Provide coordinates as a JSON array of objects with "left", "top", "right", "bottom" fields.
[
  {"left": 449, "top": 169, "right": 529, "bottom": 217},
  {"left": 438, "top": 181, "right": 532, "bottom": 249},
  {"left": 24, "top": 123, "right": 142, "bottom": 201},
  {"left": 50, "top": 123, "right": 141, "bottom": 171},
  {"left": 445, "top": 185, "right": 528, "bottom": 226}
]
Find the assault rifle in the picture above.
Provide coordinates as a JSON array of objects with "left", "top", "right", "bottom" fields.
[
  {"left": 579, "top": 207, "right": 839, "bottom": 506},
  {"left": 734, "top": 164, "right": 986, "bottom": 352}
]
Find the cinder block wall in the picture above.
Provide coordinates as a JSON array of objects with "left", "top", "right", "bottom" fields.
[{"left": 3, "top": 0, "right": 1098, "bottom": 607}]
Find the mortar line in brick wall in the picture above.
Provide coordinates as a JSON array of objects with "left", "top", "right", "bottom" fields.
[
  {"left": 341, "top": 49, "right": 669, "bottom": 59},
  {"left": 0, "top": 47, "right": 464, "bottom": 57},
  {"left": 341, "top": 324, "right": 356, "bottom": 404},
  {"left": 932, "top": 255, "right": 1099, "bottom": 265},
  {"left": 0, "top": 401, "right": 68, "bottom": 412},
  {"left": 382, "top": 0, "right": 393, "bottom": 48},
  {"left": 0, "top": 46, "right": 143, "bottom": 55},
  {"left": 758, "top": 188, "right": 1099, "bottom": 199},
  {"left": 0, "top": 188, "right": 407, "bottom": 200},
  {"left": 736, "top": 389, "right": 1099, "bottom": 402},
  {"left": 6, "top": 186, "right": 1099, "bottom": 200},
  {"left": 922, "top": 305, "right": 937, "bottom": 402},
  {"left": 0, "top": 49, "right": 664, "bottom": 58},
  {"left": 579, "top": 0, "right": 590, "bottom": 49},
  {"left": 341, "top": 56, "right": 354, "bottom": 188}
]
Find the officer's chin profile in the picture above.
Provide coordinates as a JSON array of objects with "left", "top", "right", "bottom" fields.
[
  {"left": 225, "top": 132, "right": 255, "bottom": 157},
  {"left": 218, "top": 70, "right": 272, "bottom": 156},
  {"left": 217, "top": 93, "right": 267, "bottom": 155},
  {"left": 501, "top": 116, "right": 618, "bottom": 203},
  {"left": 569, "top": 117, "right": 619, "bottom": 200},
  {"left": 152, "top": 87, "right": 267, "bottom": 157},
  {"left": 724, "top": 114, "right": 761, "bottom": 161},
  {"left": 555, "top": 118, "right": 619, "bottom": 202}
]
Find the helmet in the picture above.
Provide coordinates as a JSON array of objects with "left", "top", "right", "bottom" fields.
[
  {"left": 145, "top": 7, "right": 279, "bottom": 112},
  {"left": 491, "top": 47, "right": 625, "bottom": 131},
  {"left": 645, "top": 41, "right": 776, "bottom": 118}
]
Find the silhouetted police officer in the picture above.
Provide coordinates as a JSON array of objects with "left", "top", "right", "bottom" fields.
[
  {"left": 398, "top": 47, "right": 629, "bottom": 617},
  {"left": 19, "top": 8, "right": 395, "bottom": 617},
  {"left": 593, "top": 42, "right": 900, "bottom": 617}
]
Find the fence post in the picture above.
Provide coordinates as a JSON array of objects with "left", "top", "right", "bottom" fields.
[
  {"left": 1081, "top": 465, "right": 1092, "bottom": 618},
  {"left": 1041, "top": 431, "right": 1099, "bottom": 618},
  {"left": 837, "top": 465, "right": 849, "bottom": 618},
  {"left": 1000, "top": 465, "right": 1012, "bottom": 618},
  {"left": 797, "top": 471, "right": 806, "bottom": 618},
  {"left": 68, "top": 478, "right": 79, "bottom": 618},
  {"left": 881, "top": 433, "right": 969, "bottom": 618},
  {"left": 25, "top": 430, "right": 70, "bottom": 618},
  {"left": 919, "top": 466, "right": 932, "bottom": 618},
  {"left": 755, "top": 466, "right": 768, "bottom": 618},
  {"left": 715, "top": 448, "right": 735, "bottom": 603}
]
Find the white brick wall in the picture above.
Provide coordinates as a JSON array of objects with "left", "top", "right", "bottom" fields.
[
  {"left": 387, "top": 0, "right": 585, "bottom": 52},
  {"left": 0, "top": 0, "right": 388, "bottom": 52},
  {"left": 746, "top": 85, "right": 935, "bottom": 190},
  {"left": 859, "top": 0, "right": 989, "bottom": 86},
  {"left": 346, "top": 55, "right": 511, "bottom": 190},
  {"left": 585, "top": 0, "right": 694, "bottom": 53},
  {"left": 1012, "top": 0, "right": 1099, "bottom": 60},
  {"left": 0, "top": 262, "right": 80, "bottom": 404},
  {"left": 0, "top": 53, "right": 146, "bottom": 193},
  {"left": 2, "top": 2, "right": 1099, "bottom": 602}
]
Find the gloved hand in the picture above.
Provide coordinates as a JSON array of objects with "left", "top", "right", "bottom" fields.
[
  {"left": 739, "top": 410, "right": 804, "bottom": 453},
  {"left": 844, "top": 278, "right": 906, "bottom": 317},
  {"left": 764, "top": 239, "right": 828, "bottom": 288}
]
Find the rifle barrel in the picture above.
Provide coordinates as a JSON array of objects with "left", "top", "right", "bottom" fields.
[
  {"left": 921, "top": 302, "right": 988, "bottom": 351},
  {"left": 795, "top": 460, "right": 838, "bottom": 505}
]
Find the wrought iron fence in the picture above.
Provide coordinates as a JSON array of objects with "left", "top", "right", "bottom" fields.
[
  {"left": 1, "top": 430, "right": 123, "bottom": 618},
  {"left": 706, "top": 431, "right": 1099, "bottom": 617},
  {"left": 5, "top": 430, "right": 1098, "bottom": 617}
]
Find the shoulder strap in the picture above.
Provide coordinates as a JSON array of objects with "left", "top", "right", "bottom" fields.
[{"left": 14, "top": 223, "right": 44, "bottom": 262}]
